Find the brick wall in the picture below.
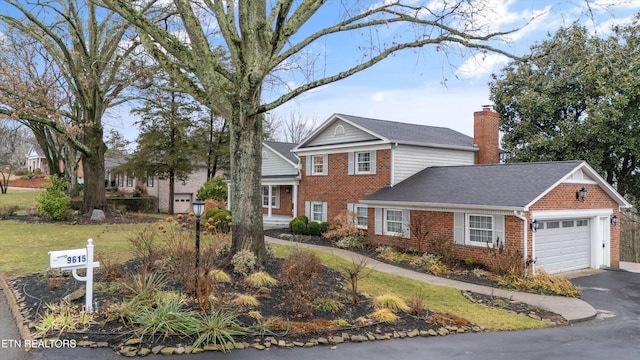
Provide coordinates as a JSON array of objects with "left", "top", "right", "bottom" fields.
[
  {"left": 529, "top": 183, "right": 621, "bottom": 268},
  {"left": 298, "top": 150, "right": 391, "bottom": 222},
  {"left": 366, "top": 182, "right": 622, "bottom": 270}
]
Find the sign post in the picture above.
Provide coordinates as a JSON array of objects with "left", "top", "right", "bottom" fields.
[{"left": 48, "top": 239, "right": 100, "bottom": 313}]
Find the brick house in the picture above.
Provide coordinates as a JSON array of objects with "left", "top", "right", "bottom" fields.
[{"left": 285, "top": 109, "right": 630, "bottom": 274}]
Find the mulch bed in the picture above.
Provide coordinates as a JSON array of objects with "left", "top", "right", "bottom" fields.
[{"left": 3, "top": 223, "right": 568, "bottom": 354}]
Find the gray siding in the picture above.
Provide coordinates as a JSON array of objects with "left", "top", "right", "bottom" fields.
[
  {"left": 306, "top": 119, "right": 378, "bottom": 147},
  {"left": 262, "top": 147, "right": 298, "bottom": 176},
  {"left": 393, "top": 145, "right": 474, "bottom": 185}
]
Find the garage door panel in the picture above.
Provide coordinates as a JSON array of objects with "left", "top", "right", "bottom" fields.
[{"left": 536, "top": 219, "right": 590, "bottom": 274}]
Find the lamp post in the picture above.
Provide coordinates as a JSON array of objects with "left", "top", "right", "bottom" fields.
[{"left": 192, "top": 198, "right": 205, "bottom": 292}]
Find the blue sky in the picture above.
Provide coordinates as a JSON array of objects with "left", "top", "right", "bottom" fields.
[
  {"left": 50, "top": 0, "right": 640, "bottom": 141},
  {"left": 256, "top": 0, "right": 640, "bottom": 140}
]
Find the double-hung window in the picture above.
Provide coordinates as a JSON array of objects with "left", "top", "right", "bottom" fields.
[
  {"left": 468, "top": 215, "right": 493, "bottom": 244},
  {"left": 146, "top": 176, "right": 154, "bottom": 187},
  {"left": 356, "top": 152, "right": 371, "bottom": 173},
  {"left": 312, "top": 155, "right": 324, "bottom": 175},
  {"left": 262, "top": 186, "right": 279, "bottom": 208},
  {"left": 355, "top": 206, "right": 368, "bottom": 228},
  {"left": 312, "top": 202, "right": 324, "bottom": 223},
  {"left": 126, "top": 175, "right": 133, "bottom": 187},
  {"left": 385, "top": 209, "right": 404, "bottom": 234}
]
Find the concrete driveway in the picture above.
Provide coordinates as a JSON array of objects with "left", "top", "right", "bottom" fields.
[{"left": 16, "top": 267, "right": 639, "bottom": 360}]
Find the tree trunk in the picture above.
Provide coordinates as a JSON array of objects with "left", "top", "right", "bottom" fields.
[
  {"left": 229, "top": 100, "right": 266, "bottom": 264},
  {"left": 81, "top": 124, "right": 106, "bottom": 214},
  {"left": 169, "top": 171, "right": 175, "bottom": 215}
]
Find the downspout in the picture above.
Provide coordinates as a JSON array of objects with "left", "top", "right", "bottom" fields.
[
  {"left": 513, "top": 210, "right": 529, "bottom": 274},
  {"left": 390, "top": 143, "right": 398, "bottom": 186}
]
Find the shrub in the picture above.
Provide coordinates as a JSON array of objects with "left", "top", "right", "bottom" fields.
[
  {"left": 35, "top": 175, "right": 71, "bottom": 220},
  {"left": 131, "top": 297, "right": 199, "bottom": 340},
  {"left": 290, "top": 219, "right": 307, "bottom": 235},
  {"left": 231, "top": 294, "right": 260, "bottom": 308},
  {"left": 289, "top": 215, "right": 308, "bottom": 231},
  {"left": 208, "top": 269, "right": 232, "bottom": 284},
  {"left": 243, "top": 271, "right": 278, "bottom": 288},
  {"left": 204, "top": 208, "right": 224, "bottom": 222},
  {"left": 230, "top": 250, "right": 256, "bottom": 275},
  {"left": 212, "top": 211, "right": 232, "bottom": 233},
  {"left": 279, "top": 249, "right": 324, "bottom": 315},
  {"left": 320, "top": 222, "right": 330, "bottom": 233},
  {"left": 368, "top": 308, "right": 398, "bottom": 323},
  {"left": 407, "top": 291, "right": 426, "bottom": 315},
  {"left": 498, "top": 271, "right": 581, "bottom": 297},
  {"left": 335, "top": 234, "right": 369, "bottom": 249},
  {"left": 192, "top": 308, "right": 247, "bottom": 351},
  {"left": 373, "top": 294, "right": 410, "bottom": 313},
  {"left": 314, "top": 297, "right": 344, "bottom": 313},
  {"left": 484, "top": 239, "right": 525, "bottom": 277},
  {"left": 0, "top": 205, "right": 19, "bottom": 218},
  {"left": 425, "top": 236, "right": 457, "bottom": 265},
  {"left": 306, "top": 221, "right": 322, "bottom": 236},
  {"left": 197, "top": 176, "right": 228, "bottom": 202},
  {"left": 322, "top": 212, "right": 362, "bottom": 240}
]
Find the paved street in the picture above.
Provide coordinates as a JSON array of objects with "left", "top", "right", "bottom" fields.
[{"left": 0, "top": 267, "right": 635, "bottom": 360}]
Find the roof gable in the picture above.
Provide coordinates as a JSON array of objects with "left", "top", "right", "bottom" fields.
[
  {"left": 263, "top": 141, "right": 298, "bottom": 166},
  {"left": 294, "top": 113, "right": 476, "bottom": 151},
  {"left": 364, "top": 161, "right": 630, "bottom": 210}
]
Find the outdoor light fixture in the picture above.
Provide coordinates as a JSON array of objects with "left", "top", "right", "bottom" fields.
[
  {"left": 530, "top": 219, "right": 539, "bottom": 233},
  {"left": 192, "top": 197, "right": 205, "bottom": 293},
  {"left": 611, "top": 215, "right": 618, "bottom": 226},
  {"left": 576, "top": 187, "right": 587, "bottom": 201},
  {"left": 285, "top": 187, "right": 290, "bottom": 194}
]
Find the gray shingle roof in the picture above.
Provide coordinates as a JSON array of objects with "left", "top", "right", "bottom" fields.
[
  {"left": 336, "top": 114, "right": 475, "bottom": 149},
  {"left": 364, "top": 161, "right": 585, "bottom": 209},
  {"left": 264, "top": 141, "right": 298, "bottom": 164}
]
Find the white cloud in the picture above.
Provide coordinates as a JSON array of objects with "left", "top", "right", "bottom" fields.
[{"left": 456, "top": 53, "right": 509, "bottom": 80}]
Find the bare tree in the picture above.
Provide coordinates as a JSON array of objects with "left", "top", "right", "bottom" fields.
[
  {"left": 0, "top": 122, "right": 33, "bottom": 194},
  {"left": 0, "top": 0, "right": 145, "bottom": 213},
  {"left": 103, "top": 0, "right": 523, "bottom": 264},
  {"left": 270, "top": 109, "right": 317, "bottom": 144}
]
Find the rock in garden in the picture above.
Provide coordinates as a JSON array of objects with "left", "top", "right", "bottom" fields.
[{"left": 90, "top": 209, "right": 106, "bottom": 221}]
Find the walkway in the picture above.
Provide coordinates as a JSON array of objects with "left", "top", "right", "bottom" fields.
[{"left": 265, "top": 236, "right": 597, "bottom": 323}]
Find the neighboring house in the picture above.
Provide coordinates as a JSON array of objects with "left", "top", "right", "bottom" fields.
[
  {"left": 275, "top": 108, "right": 631, "bottom": 274},
  {"left": 106, "top": 157, "right": 211, "bottom": 214},
  {"left": 26, "top": 145, "right": 49, "bottom": 175}
]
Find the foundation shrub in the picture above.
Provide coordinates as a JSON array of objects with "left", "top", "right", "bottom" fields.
[
  {"left": 322, "top": 212, "right": 363, "bottom": 240},
  {"left": 289, "top": 215, "right": 308, "bottom": 231},
  {"left": 335, "top": 234, "right": 369, "bottom": 249},
  {"left": 290, "top": 219, "right": 307, "bottom": 235},
  {"left": 483, "top": 240, "right": 525, "bottom": 277},
  {"left": 425, "top": 236, "right": 457, "bottom": 265},
  {"left": 306, "top": 221, "right": 322, "bottom": 236},
  {"left": 279, "top": 249, "right": 325, "bottom": 316}
]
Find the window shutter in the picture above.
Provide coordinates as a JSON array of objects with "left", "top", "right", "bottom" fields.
[
  {"left": 322, "top": 202, "right": 328, "bottom": 222},
  {"left": 454, "top": 212, "right": 465, "bottom": 245},
  {"left": 493, "top": 215, "right": 505, "bottom": 246},
  {"left": 305, "top": 201, "right": 310, "bottom": 218},
  {"left": 322, "top": 154, "right": 328, "bottom": 175},
  {"left": 305, "top": 156, "right": 311, "bottom": 176},
  {"left": 402, "top": 209, "right": 410, "bottom": 239},
  {"left": 347, "top": 203, "right": 354, "bottom": 224},
  {"left": 374, "top": 208, "right": 383, "bottom": 235},
  {"left": 370, "top": 150, "right": 377, "bottom": 175},
  {"left": 348, "top": 152, "right": 355, "bottom": 175}
]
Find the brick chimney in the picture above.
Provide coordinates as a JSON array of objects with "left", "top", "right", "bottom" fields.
[{"left": 473, "top": 106, "right": 500, "bottom": 164}]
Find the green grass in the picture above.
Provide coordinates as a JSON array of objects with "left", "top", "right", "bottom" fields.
[
  {"left": 0, "top": 189, "right": 42, "bottom": 209},
  {"left": 270, "top": 244, "right": 551, "bottom": 331}
]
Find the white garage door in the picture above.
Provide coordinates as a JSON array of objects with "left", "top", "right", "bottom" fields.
[
  {"left": 536, "top": 219, "right": 590, "bottom": 274},
  {"left": 173, "top": 194, "right": 192, "bottom": 214}
]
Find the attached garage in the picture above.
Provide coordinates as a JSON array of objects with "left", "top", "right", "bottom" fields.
[
  {"left": 173, "top": 194, "right": 193, "bottom": 214},
  {"left": 535, "top": 219, "right": 590, "bottom": 274}
]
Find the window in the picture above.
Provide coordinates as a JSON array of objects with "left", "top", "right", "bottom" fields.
[
  {"left": 126, "top": 175, "right": 133, "bottom": 187},
  {"left": 312, "top": 202, "right": 324, "bottom": 223},
  {"left": 356, "top": 152, "right": 371, "bottom": 173},
  {"left": 312, "top": 155, "right": 324, "bottom": 175},
  {"left": 355, "top": 206, "right": 368, "bottom": 229},
  {"left": 468, "top": 215, "right": 493, "bottom": 244},
  {"left": 146, "top": 176, "right": 154, "bottom": 187},
  {"left": 385, "top": 209, "right": 403, "bottom": 234},
  {"left": 262, "top": 186, "right": 280, "bottom": 208},
  {"left": 117, "top": 174, "right": 124, "bottom": 187},
  {"left": 546, "top": 221, "right": 560, "bottom": 229},
  {"left": 562, "top": 220, "right": 575, "bottom": 228},
  {"left": 576, "top": 219, "right": 588, "bottom": 227}
]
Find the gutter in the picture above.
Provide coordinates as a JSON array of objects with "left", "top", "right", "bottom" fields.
[{"left": 513, "top": 210, "right": 528, "bottom": 274}]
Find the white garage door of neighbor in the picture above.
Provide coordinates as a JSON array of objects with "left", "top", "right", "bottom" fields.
[
  {"left": 536, "top": 219, "right": 590, "bottom": 274},
  {"left": 174, "top": 195, "right": 192, "bottom": 214}
]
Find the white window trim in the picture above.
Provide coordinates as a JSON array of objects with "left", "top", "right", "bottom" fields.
[
  {"left": 384, "top": 209, "right": 404, "bottom": 236},
  {"left": 262, "top": 186, "right": 280, "bottom": 209},
  {"left": 355, "top": 205, "right": 368, "bottom": 229},
  {"left": 146, "top": 176, "right": 154, "bottom": 187},
  {"left": 355, "top": 151, "right": 371, "bottom": 174},
  {"left": 311, "top": 201, "right": 324, "bottom": 223},
  {"left": 311, "top": 155, "right": 324, "bottom": 175},
  {"left": 465, "top": 214, "right": 494, "bottom": 246}
]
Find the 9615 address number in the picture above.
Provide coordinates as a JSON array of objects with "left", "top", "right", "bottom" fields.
[{"left": 67, "top": 255, "right": 87, "bottom": 265}]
